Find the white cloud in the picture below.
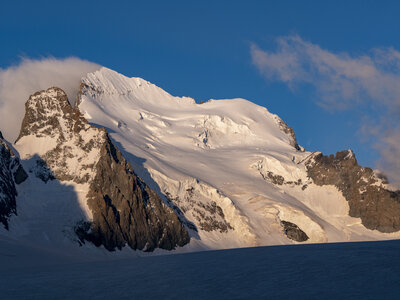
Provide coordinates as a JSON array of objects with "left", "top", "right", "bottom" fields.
[
  {"left": 251, "top": 36, "right": 400, "bottom": 187},
  {"left": 0, "top": 57, "right": 101, "bottom": 142},
  {"left": 251, "top": 35, "right": 400, "bottom": 110}
]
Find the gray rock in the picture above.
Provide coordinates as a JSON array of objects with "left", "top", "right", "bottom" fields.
[
  {"left": 77, "top": 135, "right": 190, "bottom": 251},
  {"left": 275, "top": 117, "right": 303, "bottom": 151},
  {"left": 306, "top": 150, "right": 400, "bottom": 233},
  {"left": 165, "top": 187, "right": 233, "bottom": 234},
  {"left": 13, "top": 164, "right": 28, "bottom": 184},
  {"left": 281, "top": 220, "right": 309, "bottom": 242}
]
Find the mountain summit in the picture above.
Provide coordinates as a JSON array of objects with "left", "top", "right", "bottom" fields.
[
  {"left": 7, "top": 86, "right": 189, "bottom": 252},
  {"left": 0, "top": 67, "right": 399, "bottom": 256}
]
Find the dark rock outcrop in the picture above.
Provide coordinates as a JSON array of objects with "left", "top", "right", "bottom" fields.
[
  {"left": 281, "top": 220, "right": 309, "bottom": 242},
  {"left": 306, "top": 150, "right": 400, "bottom": 233},
  {"left": 0, "top": 133, "right": 27, "bottom": 229},
  {"left": 255, "top": 160, "right": 303, "bottom": 186},
  {"left": 78, "top": 135, "right": 190, "bottom": 251},
  {"left": 263, "top": 171, "right": 285, "bottom": 185},
  {"left": 165, "top": 186, "right": 233, "bottom": 234},
  {"left": 192, "top": 200, "right": 233, "bottom": 233},
  {"left": 17, "top": 87, "right": 190, "bottom": 251},
  {"left": 275, "top": 116, "right": 303, "bottom": 151}
]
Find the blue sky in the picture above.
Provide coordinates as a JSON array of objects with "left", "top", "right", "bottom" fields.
[{"left": 1, "top": 0, "right": 399, "bottom": 180}]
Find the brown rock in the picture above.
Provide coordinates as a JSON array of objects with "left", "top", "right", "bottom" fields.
[
  {"left": 80, "top": 135, "right": 190, "bottom": 251},
  {"left": 306, "top": 150, "right": 400, "bottom": 233}
]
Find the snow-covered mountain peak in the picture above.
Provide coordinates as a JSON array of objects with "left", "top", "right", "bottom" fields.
[
  {"left": 79, "top": 67, "right": 300, "bottom": 149},
  {"left": 76, "top": 67, "right": 400, "bottom": 248},
  {"left": 18, "top": 87, "right": 70, "bottom": 135},
  {"left": 78, "top": 68, "right": 301, "bottom": 154},
  {"left": 80, "top": 67, "right": 196, "bottom": 106},
  {"left": 83, "top": 67, "right": 151, "bottom": 95},
  {"left": 6, "top": 86, "right": 190, "bottom": 252},
  {"left": 2, "top": 66, "right": 399, "bottom": 258}
]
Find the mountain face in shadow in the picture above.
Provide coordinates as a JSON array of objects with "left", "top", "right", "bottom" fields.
[{"left": 0, "top": 133, "right": 27, "bottom": 229}]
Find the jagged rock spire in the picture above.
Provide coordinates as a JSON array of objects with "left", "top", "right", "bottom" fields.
[{"left": 15, "top": 87, "right": 189, "bottom": 251}]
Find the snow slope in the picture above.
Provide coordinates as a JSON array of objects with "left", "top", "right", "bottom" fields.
[
  {"left": 0, "top": 66, "right": 398, "bottom": 258},
  {"left": 77, "top": 67, "right": 400, "bottom": 250},
  {"left": 2, "top": 239, "right": 400, "bottom": 299}
]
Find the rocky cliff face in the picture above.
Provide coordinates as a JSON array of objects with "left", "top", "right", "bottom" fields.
[
  {"left": 274, "top": 116, "right": 303, "bottom": 151},
  {"left": 16, "top": 87, "right": 105, "bottom": 183},
  {"left": 281, "top": 221, "right": 309, "bottom": 242},
  {"left": 306, "top": 150, "right": 400, "bottom": 233},
  {"left": 77, "top": 135, "right": 189, "bottom": 251},
  {"left": 0, "top": 133, "right": 27, "bottom": 229},
  {"left": 16, "top": 87, "right": 189, "bottom": 251}
]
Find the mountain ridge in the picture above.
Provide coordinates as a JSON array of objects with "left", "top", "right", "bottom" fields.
[
  {"left": 0, "top": 66, "right": 399, "bottom": 257},
  {"left": 7, "top": 86, "right": 190, "bottom": 252}
]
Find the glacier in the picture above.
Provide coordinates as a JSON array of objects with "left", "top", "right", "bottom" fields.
[
  {"left": 0, "top": 66, "right": 399, "bottom": 258},
  {"left": 0, "top": 66, "right": 399, "bottom": 299}
]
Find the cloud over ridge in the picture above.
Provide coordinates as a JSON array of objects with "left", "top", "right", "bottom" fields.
[
  {"left": 251, "top": 35, "right": 400, "bottom": 187},
  {"left": 0, "top": 57, "right": 101, "bottom": 142}
]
